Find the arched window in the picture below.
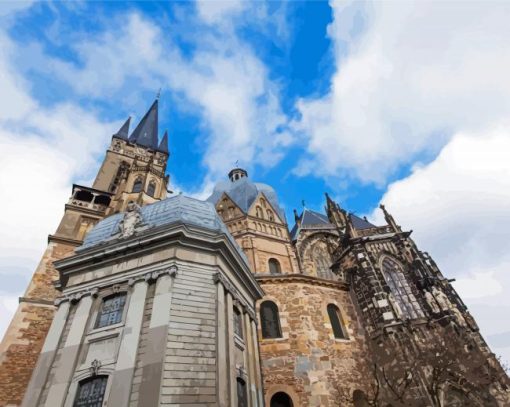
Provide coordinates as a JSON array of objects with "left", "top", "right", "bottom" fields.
[
  {"left": 270, "top": 392, "right": 293, "bottom": 407},
  {"left": 233, "top": 306, "right": 243, "bottom": 339},
  {"left": 266, "top": 209, "right": 274, "bottom": 222},
  {"left": 95, "top": 293, "right": 126, "bottom": 329},
  {"left": 327, "top": 304, "right": 348, "bottom": 339},
  {"left": 353, "top": 390, "right": 370, "bottom": 407},
  {"left": 132, "top": 178, "right": 143, "bottom": 193},
  {"left": 237, "top": 378, "right": 248, "bottom": 407},
  {"left": 268, "top": 258, "right": 281, "bottom": 275},
  {"left": 147, "top": 182, "right": 156, "bottom": 197},
  {"left": 256, "top": 206, "right": 263, "bottom": 218},
  {"left": 381, "top": 257, "right": 424, "bottom": 320},
  {"left": 260, "top": 301, "right": 282, "bottom": 339},
  {"left": 73, "top": 375, "right": 108, "bottom": 407},
  {"left": 313, "top": 244, "right": 333, "bottom": 279}
]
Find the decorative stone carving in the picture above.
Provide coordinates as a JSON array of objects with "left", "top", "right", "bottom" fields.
[
  {"left": 116, "top": 202, "right": 144, "bottom": 238},
  {"left": 128, "top": 265, "right": 178, "bottom": 286},
  {"left": 450, "top": 307, "right": 467, "bottom": 327},
  {"left": 387, "top": 293, "right": 403, "bottom": 320},
  {"left": 424, "top": 290, "right": 441, "bottom": 314},
  {"left": 431, "top": 286, "right": 452, "bottom": 311},
  {"left": 90, "top": 359, "right": 102, "bottom": 376}
]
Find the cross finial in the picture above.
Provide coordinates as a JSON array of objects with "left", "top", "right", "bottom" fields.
[
  {"left": 301, "top": 200, "right": 306, "bottom": 208},
  {"left": 156, "top": 88, "right": 162, "bottom": 100}
]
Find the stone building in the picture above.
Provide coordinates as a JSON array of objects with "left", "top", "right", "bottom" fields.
[{"left": 0, "top": 100, "right": 508, "bottom": 407}]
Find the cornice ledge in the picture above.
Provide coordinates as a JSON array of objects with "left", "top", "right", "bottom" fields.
[{"left": 255, "top": 273, "right": 349, "bottom": 290}]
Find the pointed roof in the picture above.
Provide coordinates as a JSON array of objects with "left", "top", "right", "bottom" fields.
[
  {"left": 129, "top": 99, "right": 159, "bottom": 150},
  {"left": 290, "top": 207, "right": 335, "bottom": 241},
  {"left": 113, "top": 117, "right": 131, "bottom": 140},
  {"left": 158, "top": 130, "right": 169, "bottom": 154},
  {"left": 350, "top": 214, "right": 376, "bottom": 230}
]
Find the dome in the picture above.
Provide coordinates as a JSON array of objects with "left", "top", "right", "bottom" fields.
[
  {"left": 206, "top": 176, "right": 285, "bottom": 221},
  {"left": 78, "top": 194, "right": 241, "bottom": 254}
]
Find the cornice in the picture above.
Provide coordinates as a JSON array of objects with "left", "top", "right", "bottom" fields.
[
  {"left": 48, "top": 234, "right": 83, "bottom": 247},
  {"left": 255, "top": 273, "right": 349, "bottom": 290}
]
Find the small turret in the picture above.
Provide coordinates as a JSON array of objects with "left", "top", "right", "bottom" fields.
[
  {"left": 113, "top": 117, "right": 131, "bottom": 140},
  {"left": 379, "top": 204, "right": 401, "bottom": 232},
  {"left": 228, "top": 168, "right": 248, "bottom": 182},
  {"left": 325, "top": 193, "right": 348, "bottom": 230}
]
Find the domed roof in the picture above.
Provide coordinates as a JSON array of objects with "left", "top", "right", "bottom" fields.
[
  {"left": 206, "top": 176, "right": 285, "bottom": 221},
  {"left": 78, "top": 195, "right": 243, "bottom": 256}
]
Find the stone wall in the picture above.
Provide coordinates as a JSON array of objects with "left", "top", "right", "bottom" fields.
[{"left": 258, "top": 279, "right": 371, "bottom": 407}]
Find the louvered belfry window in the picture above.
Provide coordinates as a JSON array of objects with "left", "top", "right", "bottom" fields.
[
  {"left": 73, "top": 376, "right": 108, "bottom": 407},
  {"left": 260, "top": 301, "right": 282, "bottom": 339},
  {"left": 95, "top": 293, "right": 126, "bottom": 329}
]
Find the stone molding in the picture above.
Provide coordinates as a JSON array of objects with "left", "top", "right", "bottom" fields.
[
  {"left": 55, "top": 265, "right": 178, "bottom": 306},
  {"left": 255, "top": 273, "right": 349, "bottom": 290},
  {"left": 213, "top": 272, "right": 256, "bottom": 321}
]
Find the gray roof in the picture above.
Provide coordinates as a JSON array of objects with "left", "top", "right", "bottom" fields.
[
  {"left": 206, "top": 177, "right": 285, "bottom": 221},
  {"left": 290, "top": 208, "right": 335, "bottom": 240},
  {"left": 114, "top": 117, "right": 131, "bottom": 140},
  {"left": 78, "top": 195, "right": 246, "bottom": 261},
  {"left": 350, "top": 214, "right": 376, "bottom": 229},
  {"left": 128, "top": 99, "right": 162, "bottom": 151}
]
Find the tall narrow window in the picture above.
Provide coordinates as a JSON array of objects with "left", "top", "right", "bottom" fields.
[
  {"left": 132, "top": 178, "right": 143, "bottom": 193},
  {"left": 327, "top": 304, "right": 347, "bottom": 339},
  {"left": 256, "top": 206, "right": 263, "bottom": 218},
  {"left": 237, "top": 378, "right": 248, "bottom": 407},
  {"left": 95, "top": 293, "right": 126, "bottom": 329},
  {"left": 266, "top": 209, "right": 274, "bottom": 222},
  {"left": 147, "top": 182, "right": 156, "bottom": 197},
  {"left": 381, "top": 257, "right": 424, "bottom": 320},
  {"left": 313, "top": 245, "right": 333, "bottom": 280},
  {"left": 73, "top": 376, "right": 108, "bottom": 407},
  {"left": 233, "top": 307, "right": 243, "bottom": 339},
  {"left": 268, "top": 258, "right": 281, "bottom": 275},
  {"left": 260, "top": 301, "right": 282, "bottom": 339}
]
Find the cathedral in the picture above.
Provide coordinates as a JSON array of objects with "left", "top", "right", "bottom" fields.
[{"left": 0, "top": 100, "right": 508, "bottom": 407}]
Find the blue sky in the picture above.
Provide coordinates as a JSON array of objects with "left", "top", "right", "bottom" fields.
[{"left": 1, "top": 0, "right": 510, "bottom": 364}]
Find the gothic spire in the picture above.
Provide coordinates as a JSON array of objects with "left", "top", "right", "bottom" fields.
[
  {"left": 158, "top": 130, "right": 169, "bottom": 154},
  {"left": 129, "top": 99, "right": 159, "bottom": 150},
  {"left": 114, "top": 117, "right": 131, "bottom": 140}
]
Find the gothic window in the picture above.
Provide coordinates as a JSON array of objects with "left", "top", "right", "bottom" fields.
[
  {"left": 381, "top": 257, "right": 424, "bottom": 320},
  {"left": 268, "top": 258, "right": 281, "bottom": 275},
  {"left": 73, "top": 375, "right": 108, "bottom": 407},
  {"left": 147, "top": 182, "right": 156, "bottom": 197},
  {"left": 95, "top": 293, "right": 126, "bottom": 329},
  {"left": 267, "top": 209, "right": 274, "bottom": 222},
  {"left": 260, "top": 301, "right": 282, "bottom": 339},
  {"left": 237, "top": 378, "right": 248, "bottom": 407},
  {"left": 270, "top": 392, "right": 293, "bottom": 407},
  {"left": 132, "top": 178, "right": 143, "bottom": 193},
  {"left": 256, "top": 206, "right": 263, "bottom": 218},
  {"left": 327, "top": 304, "right": 348, "bottom": 339},
  {"left": 233, "top": 306, "right": 243, "bottom": 339},
  {"left": 313, "top": 244, "right": 333, "bottom": 279}
]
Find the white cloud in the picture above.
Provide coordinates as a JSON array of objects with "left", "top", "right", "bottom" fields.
[
  {"left": 195, "top": 0, "right": 246, "bottom": 25},
  {"left": 371, "top": 127, "right": 510, "bottom": 363},
  {"left": 0, "top": 31, "right": 115, "bottom": 341},
  {"left": 294, "top": 0, "right": 510, "bottom": 183}
]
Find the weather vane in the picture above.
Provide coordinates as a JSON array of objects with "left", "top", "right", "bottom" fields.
[{"left": 156, "top": 87, "right": 162, "bottom": 100}]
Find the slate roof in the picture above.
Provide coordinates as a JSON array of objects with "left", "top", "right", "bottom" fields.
[
  {"left": 290, "top": 208, "right": 336, "bottom": 240},
  {"left": 206, "top": 176, "right": 285, "bottom": 221},
  {"left": 350, "top": 214, "right": 376, "bottom": 230},
  {"left": 78, "top": 195, "right": 247, "bottom": 261},
  {"left": 113, "top": 117, "right": 131, "bottom": 140}
]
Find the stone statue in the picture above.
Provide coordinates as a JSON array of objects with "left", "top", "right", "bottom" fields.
[
  {"left": 431, "top": 286, "right": 452, "bottom": 311},
  {"left": 387, "top": 293, "right": 403, "bottom": 319},
  {"left": 450, "top": 307, "right": 467, "bottom": 327},
  {"left": 117, "top": 202, "right": 143, "bottom": 238},
  {"left": 424, "top": 290, "right": 441, "bottom": 314}
]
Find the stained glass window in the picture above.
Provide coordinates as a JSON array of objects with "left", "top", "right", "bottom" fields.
[
  {"left": 260, "top": 301, "right": 282, "bottom": 339},
  {"left": 95, "top": 293, "right": 126, "bottom": 329},
  {"left": 73, "top": 376, "right": 107, "bottom": 407}
]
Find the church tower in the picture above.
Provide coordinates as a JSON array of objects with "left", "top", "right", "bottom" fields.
[{"left": 0, "top": 100, "right": 170, "bottom": 406}]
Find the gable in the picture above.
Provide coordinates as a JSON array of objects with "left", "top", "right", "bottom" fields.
[{"left": 247, "top": 192, "right": 284, "bottom": 224}]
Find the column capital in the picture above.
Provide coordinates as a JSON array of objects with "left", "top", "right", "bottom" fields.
[
  {"left": 128, "top": 264, "right": 178, "bottom": 287},
  {"left": 213, "top": 272, "right": 256, "bottom": 321}
]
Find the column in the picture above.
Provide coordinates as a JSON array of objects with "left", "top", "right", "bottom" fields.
[
  {"left": 108, "top": 279, "right": 148, "bottom": 406},
  {"left": 244, "top": 312, "right": 257, "bottom": 407},
  {"left": 226, "top": 293, "right": 237, "bottom": 406},
  {"left": 217, "top": 282, "right": 229, "bottom": 407},
  {"left": 44, "top": 294, "right": 93, "bottom": 407},
  {"left": 137, "top": 270, "right": 175, "bottom": 407},
  {"left": 21, "top": 300, "right": 70, "bottom": 407},
  {"left": 251, "top": 319, "right": 264, "bottom": 406}
]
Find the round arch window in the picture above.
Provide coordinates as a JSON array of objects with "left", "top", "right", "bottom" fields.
[{"left": 270, "top": 392, "right": 293, "bottom": 407}]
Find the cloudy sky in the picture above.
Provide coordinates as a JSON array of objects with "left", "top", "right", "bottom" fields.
[{"left": 1, "top": 0, "right": 509, "bottom": 363}]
